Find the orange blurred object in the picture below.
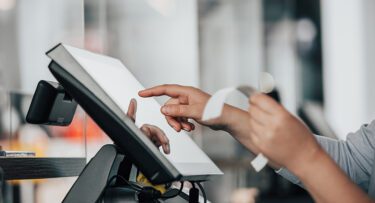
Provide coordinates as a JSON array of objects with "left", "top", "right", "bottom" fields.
[{"left": 63, "top": 113, "right": 106, "bottom": 143}]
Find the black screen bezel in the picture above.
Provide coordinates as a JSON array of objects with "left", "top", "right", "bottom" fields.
[{"left": 48, "top": 61, "right": 182, "bottom": 184}]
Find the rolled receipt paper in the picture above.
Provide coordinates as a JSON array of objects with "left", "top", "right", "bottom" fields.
[{"left": 202, "top": 72, "right": 275, "bottom": 172}]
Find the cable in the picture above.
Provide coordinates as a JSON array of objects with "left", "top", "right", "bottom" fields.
[
  {"left": 114, "top": 175, "right": 143, "bottom": 192},
  {"left": 104, "top": 175, "right": 183, "bottom": 201},
  {"left": 98, "top": 175, "right": 142, "bottom": 202},
  {"left": 189, "top": 182, "right": 199, "bottom": 203},
  {"left": 100, "top": 175, "right": 186, "bottom": 201},
  {"left": 104, "top": 175, "right": 143, "bottom": 195},
  {"left": 161, "top": 181, "right": 184, "bottom": 199},
  {"left": 196, "top": 182, "right": 207, "bottom": 203}
]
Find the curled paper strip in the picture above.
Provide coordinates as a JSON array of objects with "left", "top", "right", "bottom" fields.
[
  {"left": 251, "top": 153, "right": 269, "bottom": 172},
  {"left": 202, "top": 73, "right": 275, "bottom": 172},
  {"left": 201, "top": 86, "right": 257, "bottom": 121},
  {"left": 201, "top": 86, "right": 268, "bottom": 172}
]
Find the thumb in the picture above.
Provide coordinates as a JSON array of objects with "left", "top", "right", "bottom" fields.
[{"left": 161, "top": 104, "right": 202, "bottom": 119}]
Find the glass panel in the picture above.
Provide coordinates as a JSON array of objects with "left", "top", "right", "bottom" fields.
[
  {"left": 4, "top": 91, "right": 87, "bottom": 158},
  {"left": 0, "top": 1, "right": 85, "bottom": 202},
  {"left": 0, "top": 0, "right": 85, "bottom": 157},
  {"left": 83, "top": 0, "right": 200, "bottom": 158}
]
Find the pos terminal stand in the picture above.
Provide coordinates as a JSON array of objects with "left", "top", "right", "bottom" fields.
[{"left": 26, "top": 80, "right": 191, "bottom": 203}]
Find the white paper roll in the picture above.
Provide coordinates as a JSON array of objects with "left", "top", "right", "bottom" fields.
[{"left": 202, "top": 72, "right": 275, "bottom": 172}]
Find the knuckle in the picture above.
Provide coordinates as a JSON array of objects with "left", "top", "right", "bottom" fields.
[
  {"left": 162, "top": 84, "right": 172, "bottom": 89},
  {"left": 140, "top": 124, "right": 147, "bottom": 129},
  {"left": 275, "top": 112, "right": 286, "bottom": 122},
  {"left": 162, "top": 138, "right": 169, "bottom": 144},
  {"left": 190, "top": 86, "right": 201, "bottom": 93},
  {"left": 280, "top": 113, "right": 292, "bottom": 123},
  {"left": 272, "top": 113, "right": 290, "bottom": 130},
  {"left": 140, "top": 125, "right": 148, "bottom": 132},
  {"left": 250, "top": 93, "right": 262, "bottom": 103},
  {"left": 177, "top": 106, "right": 185, "bottom": 115},
  {"left": 166, "top": 98, "right": 175, "bottom": 105},
  {"left": 270, "top": 120, "right": 281, "bottom": 132},
  {"left": 249, "top": 118, "right": 255, "bottom": 128},
  {"left": 265, "top": 129, "right": 275, "bottom": 139},
  {"left": 152, "top": 124, "right": 161, "bottom": 131},
  {"left": 249, "top": 108, "right": 256, "bottom": 117}
]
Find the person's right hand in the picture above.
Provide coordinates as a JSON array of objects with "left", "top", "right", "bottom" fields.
[
  {"left": 247, "top": 93, "right": 321, "bottom": 170},
  {"left": 139, "top": 84, "right": 229, "bottom": 132}
]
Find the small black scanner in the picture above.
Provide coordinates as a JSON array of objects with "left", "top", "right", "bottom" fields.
[{"left": 26, "top": 80, "right": 77, "bottom": 126}]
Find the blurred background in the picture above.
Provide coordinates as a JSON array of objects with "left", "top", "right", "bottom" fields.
[{"left": 1, "top": 0, "right": 375, "bottom": 202}]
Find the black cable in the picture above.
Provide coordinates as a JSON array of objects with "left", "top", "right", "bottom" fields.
[
  {"left": 104, "top": 175, "right": 143, "bottom": 194},
  {"left": 188, "top": 182, "right": 199, "bottom": 203},
  {"left": 98, "top": 175, "right": 142, "bottom": 202},
  {"left": 191, "top": 181, "right": 196, "bottom": 188},
  {"left": 196, "top": 182, "right": 207, "bottom": 203},
  {"left": 114, "top": 175, "right": 143, "bottom": 192},
  {"left": 100, "top": 175, "right": 186, "bottom": 201},
  {"left": 161, "top": 181, "right": 184, "bottom": 199}
]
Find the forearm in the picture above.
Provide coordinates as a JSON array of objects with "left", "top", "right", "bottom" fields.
[
  {"left": 292, "top": 149, "right": 372, "bottom": 203},
  {"left": 278, "top": 132, "right": 375, "bottom": 191},
  {"left": 222, "top": 107, "right": 372, "bottom": 202}
]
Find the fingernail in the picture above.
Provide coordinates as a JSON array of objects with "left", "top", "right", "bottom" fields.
[
  {"left": 161, "top": 106, "right": 168, "bottom": 114},
  {"left": 165, "top": 144, "right": 170, "bottom": 154},
  {"left": 173, "top": 126, "right": 180, "bottom": 132}
]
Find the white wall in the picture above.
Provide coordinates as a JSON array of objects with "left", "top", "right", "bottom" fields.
[
  {"left": 105, "top": 0, "right": 199, "bottom": 91},
  {"left": 199, "top": 0, "right": 263, "bottom": 93},
  {"left": 265, "top": 19, "right": 299, "bottom": 113},
  {"left": 82, "top": 0, "right": 200, "bottom": 158},
  {"left": 17, "top": 0, "right": 84, "bottom": 94},
  {"left": 364, "top": 0, "right": 375, "bottom": 127},
  {"left": 199, "top": 0, "right": 264, "bottom": 156},
  {"left": 197, "top": 1, "right": 264, "bottom": 201},
  {"left": 321, "top": 0, "right": 375, "bottom": 139}
]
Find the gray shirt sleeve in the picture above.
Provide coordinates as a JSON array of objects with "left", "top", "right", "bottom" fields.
[{"left": 276, "top": 120, "right": 375, "bottom": 191}]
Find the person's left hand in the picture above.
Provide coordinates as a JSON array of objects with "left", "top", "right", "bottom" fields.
[
  {"left": 127, "top": 98, "right": 170, "bottom": 154},
  {"left": 248, "top": 93, "right": 322, "bottom": 172}
]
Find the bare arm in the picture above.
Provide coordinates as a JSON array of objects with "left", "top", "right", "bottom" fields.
[
  {"left": 297, "top": 149, "right": 372, "bottom": 203},
  {"left": 248, "top": 94, "right": 373, "bottom": 203},
  {"left": 278, "top": 126, "right": 375, "bottom": 191},
  {"left": 139, "top": 85, "right": 373, "bottom": 202}
]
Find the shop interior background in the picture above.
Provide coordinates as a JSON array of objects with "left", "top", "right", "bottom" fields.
[{"left": 0, "top": 0, "right": 374, "bottom": 202}]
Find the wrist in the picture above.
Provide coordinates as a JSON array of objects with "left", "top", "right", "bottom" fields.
[
  {"left": 288, "top": 145, "right": 325, "bottom": 179},
  {"left": 219, "top": 105, "right": 249, "bottom": 133}
]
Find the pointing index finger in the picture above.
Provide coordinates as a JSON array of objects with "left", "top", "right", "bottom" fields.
[{"left": 138, "top": 84, "right": 187, "bottom": 98}]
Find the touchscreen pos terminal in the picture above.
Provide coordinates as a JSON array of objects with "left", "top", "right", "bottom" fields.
[{"left": 40, "top": 44, "right": 222, "bottom": 202}]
